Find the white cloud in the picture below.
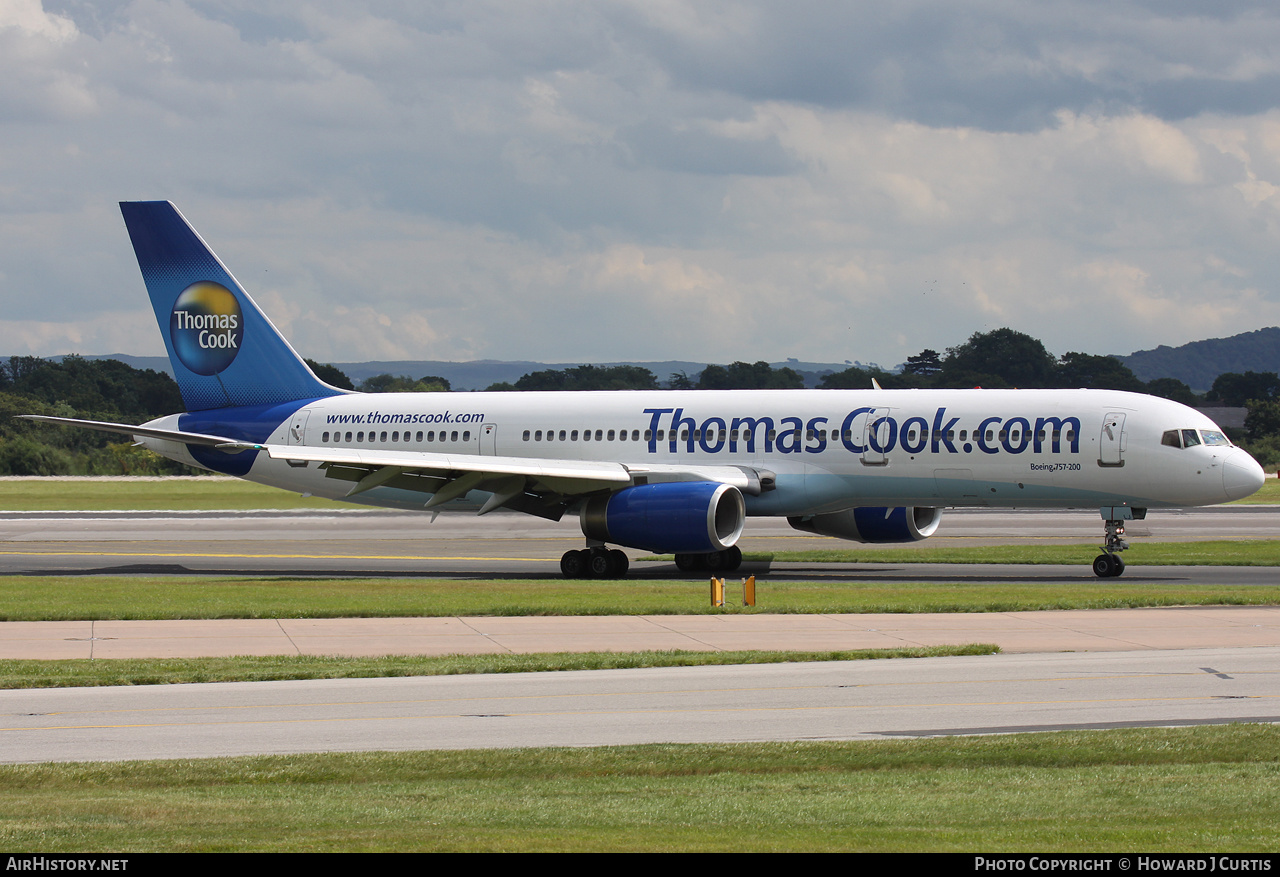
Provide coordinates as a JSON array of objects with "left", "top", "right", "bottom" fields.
[
  {"left": 0, "top": 0, "right": 76, "bottom": 41},
  {"left": 3, "top": 0, "right": 1280, "bottom": 371}
]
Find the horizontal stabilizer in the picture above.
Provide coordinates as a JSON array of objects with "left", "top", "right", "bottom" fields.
[{"left": 18, "top": 415, "right": 262, "bottom": 450}]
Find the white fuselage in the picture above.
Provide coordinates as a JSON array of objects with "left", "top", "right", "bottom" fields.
[{"left": 143, "top": 387, "right": 1264, "bottom": 516}]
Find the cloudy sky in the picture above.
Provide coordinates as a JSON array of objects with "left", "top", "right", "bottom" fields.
[{"left": 3, "top": 1, "right": 1280, "bottom": 369}]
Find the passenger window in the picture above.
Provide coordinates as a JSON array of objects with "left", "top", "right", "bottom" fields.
[{"left": 572, "top": 430, "right": 579, "bottom": 441}]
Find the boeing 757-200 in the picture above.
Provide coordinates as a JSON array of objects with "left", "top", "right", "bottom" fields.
[{"left": 24, "top": 202, "right": 1267, "bottom": 578}]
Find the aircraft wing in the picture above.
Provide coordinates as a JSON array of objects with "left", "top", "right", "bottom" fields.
[
  {"left": 266, "top": 444, "right": 631, "bottom": 512},
  {"left": 267, "top": 446, "right": 768, "bottom": 517},
  {"left": 23, "top": 414, "right": 769, "bottom": 519}
]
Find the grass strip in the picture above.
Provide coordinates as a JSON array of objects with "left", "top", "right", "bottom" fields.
[
  {"left": 0, "top": 644, "right": 998, "bottom": 689},
  {"left": 645, "top": 540, "right": 1280, "bottom": 566},
  {"left": 3, "top": 574, "right": 1280, "bottom": 620},
  {"left": 1, "top": 725, "right": 1276, "bottom": 851},
  {"left": 0, "top": 478, "right": 340, "bottom": 511}
]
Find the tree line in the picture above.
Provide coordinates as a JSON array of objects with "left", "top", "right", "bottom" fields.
[{"left": 5, "top": 328, "right": 1280, "bottom": 474}]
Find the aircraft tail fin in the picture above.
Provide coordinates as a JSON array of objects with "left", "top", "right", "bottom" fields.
[{"left": 120, "top": 200, "right": 343, "bottom": 411}]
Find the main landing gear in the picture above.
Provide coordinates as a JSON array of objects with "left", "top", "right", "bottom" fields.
[
  {"left": 674, "top": 546, "right": 743, "bottom": 573},
  {"left": 1093, "top": 508, "right": 1142, "bottom": 578},
  {"left": 558, "top": 545, "right": 744, "bottom": 578},
  {"left": 560, "top": 547, "right": 630, "bottom": 579}
]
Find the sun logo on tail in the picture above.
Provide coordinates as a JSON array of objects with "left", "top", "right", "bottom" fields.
[{"left": 169, "top": 281, "right": 244, "bottom": 375}]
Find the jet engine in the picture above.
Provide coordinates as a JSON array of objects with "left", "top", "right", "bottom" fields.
[
  {"left": 581, "top": 481, "right": 746, "bottom": 554},
  {"left": 787, "top": 506, "right": 942, "bottom": 543}
]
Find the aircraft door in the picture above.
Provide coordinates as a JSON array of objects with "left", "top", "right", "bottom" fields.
[
  {"left": 861, "top": 408, "right": 892, "bottom": 466},
  {"left": 286, "top": 410, "right": 310, "bottom": 446},
  {"left": 1098, "top": 412, "right": 1126, "bottom": 467},
  {"left": 481, "top": 423, "right": 497, "bottom": 455}
]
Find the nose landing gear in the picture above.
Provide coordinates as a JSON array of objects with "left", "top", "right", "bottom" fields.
[{"left": 1093, "top": 507, "right": 1143, "bottom": 577}]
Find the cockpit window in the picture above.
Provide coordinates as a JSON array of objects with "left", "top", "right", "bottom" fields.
[{"left": 1163, "top": 428, "right": 1232, "bottom": 449}]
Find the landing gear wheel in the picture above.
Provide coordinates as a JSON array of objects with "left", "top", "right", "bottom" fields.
[
  {"left": 589, "top": 549, "right": 618, "bottom": 579},
  {"left": 1092, "top": 553, "right": 1125, "bottom": 578},
  {"left": 675, "top": 553, "right": 703, "bottom": 572},
  {"left": 561, "top": 549, "right": 588, "bottom": 578},
  {"left": 609, "top": 549, "right": 629, "bottom": 577},
  {"left": 722, "top": 545, "right": 742, "bottom": 572}
]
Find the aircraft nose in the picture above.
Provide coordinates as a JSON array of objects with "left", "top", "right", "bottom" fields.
[{"left": 1223, "top": 449, "right": 1266, "bottom": 502}]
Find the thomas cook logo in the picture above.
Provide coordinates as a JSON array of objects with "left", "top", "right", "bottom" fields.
[{"left": 170, "top": 281, "right": 244, "bottom": 376}]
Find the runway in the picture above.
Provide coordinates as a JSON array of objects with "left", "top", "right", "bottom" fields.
[
  {"left": 1, "top": 505, "right": 1277, "bottom": 763},
  {"left": 4, "top": 647, "right": 1277, "bottom": 763},
  {"left": 0, "top": 505, "right": 1277, "bottom": 580}
]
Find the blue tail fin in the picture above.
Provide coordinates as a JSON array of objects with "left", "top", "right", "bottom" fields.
[{"left": 120, "top": 201, "right": 343, "bottom": 412}]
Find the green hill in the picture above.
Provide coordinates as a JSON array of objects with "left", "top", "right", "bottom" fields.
[{"left": 1117, "top": 327, "right": 1280, "bottom": 392}]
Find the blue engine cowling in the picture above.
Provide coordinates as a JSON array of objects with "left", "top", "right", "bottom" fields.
[
  {"left": 787, "top": 506, "right": 942, "bottom": 543},
  {"left": 580, "top": 481, "right": 746, "bottom": 554}
]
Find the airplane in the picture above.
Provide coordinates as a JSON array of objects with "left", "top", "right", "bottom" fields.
[{"left": 24, "top": 201, "right": 1267, "bottom": 579}]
